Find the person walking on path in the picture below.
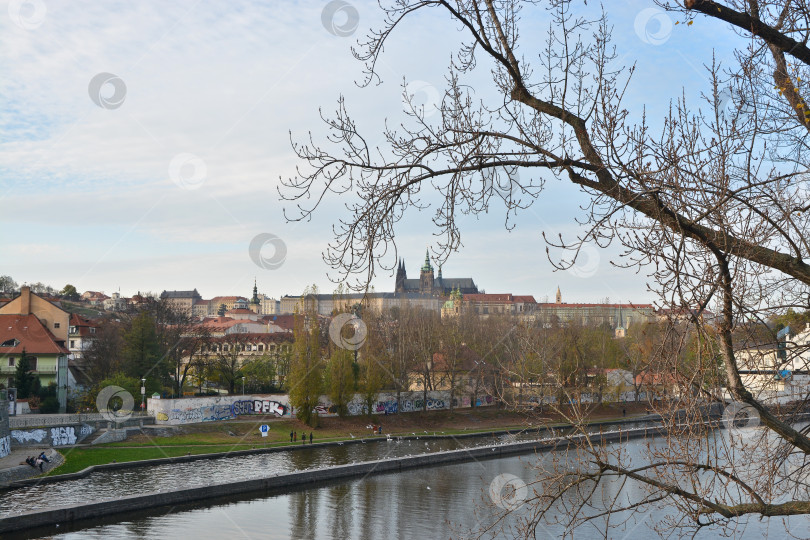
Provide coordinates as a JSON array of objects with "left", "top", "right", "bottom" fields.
[
  {"left": 290, "top": 431, "right": 294, "bottom": 443},
  {"left": 301, "top": 432, "right": 305, "bottom": 444},
  {"left": 309, "top": 432, "right": 313, "bottom": 444},
  {"left": 294, "top": 432, "right": 297, "bottom": 442}
]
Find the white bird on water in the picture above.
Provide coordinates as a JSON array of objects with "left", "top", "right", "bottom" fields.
[{"left": 350, "top": 433, "right": 355, "bottom": 438}]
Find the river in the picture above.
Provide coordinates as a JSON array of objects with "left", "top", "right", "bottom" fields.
[{"left": 7, "top": 419, "right": 810, "bottom": 538}]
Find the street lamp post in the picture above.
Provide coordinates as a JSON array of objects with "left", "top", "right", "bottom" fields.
[{"left": 140, "top": 378, "right": 146, "bottom": 414}]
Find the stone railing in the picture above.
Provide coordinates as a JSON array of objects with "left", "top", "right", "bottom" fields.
[{"left": 9, "top": 413, "right": 106, "bottom": 429}]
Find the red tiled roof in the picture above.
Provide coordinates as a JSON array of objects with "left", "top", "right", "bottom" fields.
[
  {"left": 227, "top": 309, "right": 254, "bottom": 314},
  {"left": 209, "top": 333, "right": 294, "bottom": 343},
  {"left": 512, "top": 296, "right": 537, "bottom": 303},
  {"left": 261, "top": 314, "right": 296, "bottom": 332},
  {"left": 431, "top": 345, "right": 487, "bottom": 372},
  {"left": 69, "top": 313, "right": 98, "bottom": 327},
  {"left": 69, "top": 313, "right": 100, "bottom": 337},
  {"left": 0, "top": 314, "right": 69, "bottom": 355},
  {"left": 464, "top": 294, "right": 514, "bottom": 302},
  {"left": 537, "top": 303, "right": 654, "bottom": 309}
]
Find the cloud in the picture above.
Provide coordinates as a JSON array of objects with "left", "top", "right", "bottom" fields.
[{"left": 1, "top": 0, "right": 729, "bottom": 303}]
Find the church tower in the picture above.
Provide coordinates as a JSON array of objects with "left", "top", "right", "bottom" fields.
[
  {"left": 250, "top": 278, "right": 261, "bottom": 314},
  {"left": 419, "top": 249, "right": 435, "bottom": 294},
  {"left": 395, "top": 259, "right": 407, "bottom": 293},
  {"left": 556, "top": 286, "right": 562, "bottom": 304}
]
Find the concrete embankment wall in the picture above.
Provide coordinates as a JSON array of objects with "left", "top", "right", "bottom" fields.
[
  {"left": 148, "top": 390, "right": 494, "bottom": 425},
  {"left": 0, "top": 448, "right": 64, "bottom": 485},
  {"left": 8, "top": 414, "right": 154, "bottom": 450},
  {"left": 0, "top": 400, "right": 9, "bottom": 458},
  {"left": 0, "top": 427, "right": 658, "bottom": 534}
]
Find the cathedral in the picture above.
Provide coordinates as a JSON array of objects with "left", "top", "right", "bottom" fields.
[{"left": 395, "top": 250, "right": 479, "bottom": 296}]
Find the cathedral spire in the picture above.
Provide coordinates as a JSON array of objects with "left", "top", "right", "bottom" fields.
[
  {"left": 252, "top": 278, "right": 259, "bottom": 305},
  {"left": 556, "top": 286, "right": 562, "bottom": 304},
  {"left": 421, "top": 248, "right": 433, "bottom": 272}
]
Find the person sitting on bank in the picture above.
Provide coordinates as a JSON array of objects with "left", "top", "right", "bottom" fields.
[
  {"left": 38, "top": 451, "right": 50, "bottom": 463},
  {"left": 25, "top": 456, "right": 36, "bottom": 468}
]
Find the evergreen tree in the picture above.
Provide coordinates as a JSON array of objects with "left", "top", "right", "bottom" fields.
[
  {"left": 60, "top": 284, "right": 80, "bottom": 301},
  {"left": 14, "top": 349, "right": 38, "bottom": 399}
]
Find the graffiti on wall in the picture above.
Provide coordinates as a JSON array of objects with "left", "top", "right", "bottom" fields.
[
  {"left": 151, "top": 391, "right": 493, "bottom": 425},
  {"left": 11, "top": 429, "right": 47, "bottom": 444},
  {"left": 0, "top": 435, "right": 10, "bottom": 458},
  {"left": 50, "top": 426, "right": 77, "bottom": 446},
  {"left": 164, "top": 405, "right": 235, "bottom": 424},
  {"left": 231, "top": 399, "right": 288, "bottom": 417}
]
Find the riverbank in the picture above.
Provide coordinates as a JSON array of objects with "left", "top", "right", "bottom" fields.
[
  {"left": 0, "top": 425, "right": 662, "bottom": 536},
  {"left": 43, "top": 403, "right": 650, "bottom": 475}
]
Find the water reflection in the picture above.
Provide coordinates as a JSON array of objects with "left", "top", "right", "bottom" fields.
[
  {"left": 28, "top": 447, "right": 810, "bottom": 540},
  {"left": 0, "top": 419, "right": 661, "bottom": 516}
]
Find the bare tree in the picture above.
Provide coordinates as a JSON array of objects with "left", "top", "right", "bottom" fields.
[
  {"left": 78, "top": 319, "right": 126, "bottom": 385},
  {"left": 410, "top": 305, "right": 442, "bottom": 410},
  {"left": 282, "top": 0, "right": 810, "bottom": 535},
  {"left": 211, "top": 333, "right": 252, "bottom": 395}
]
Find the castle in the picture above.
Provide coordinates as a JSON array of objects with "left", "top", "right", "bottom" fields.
[{"left": 395, "top": 250, "right": 479, "bottom": 296}]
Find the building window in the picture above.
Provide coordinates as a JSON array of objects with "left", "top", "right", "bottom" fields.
[
  {"left": 70, "top": 340, "right": 76, "bottom": 348},
  {"left": 90, "top": 327, "right": 97, "bottom": 334},
  {"left": 258, "top": 344, "right": 264, "bottom": 351},
  {"left": 8, "top": 358, "right": 14, "bottom": 367},
  {"left": 29, "top": 358, "right": 37, "bottom": 370},
  {"left": 54, "top": 322, "right": 60, "bottom": 329}
]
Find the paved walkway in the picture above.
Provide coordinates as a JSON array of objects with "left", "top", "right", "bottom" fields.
[
  {"left": 0, "top": 447, "right": 48, "bottom": 469},
  {"left": 0, "top": 447, "right": 62, "bottom": 485}
]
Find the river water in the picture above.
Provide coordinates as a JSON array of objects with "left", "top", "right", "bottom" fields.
[
  {"left": 0, "top": 420, "right": 655, "bottom": 515},
  {"left": 27, "top": 450, "right": 810, "bottom": 540},
  {"left": 7, "top": 419, "right": 810, "bottom": 538}
]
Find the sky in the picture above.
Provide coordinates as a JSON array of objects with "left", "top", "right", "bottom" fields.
[{"left": 0, "top": 0, "right": 741, "bottom": 305}]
